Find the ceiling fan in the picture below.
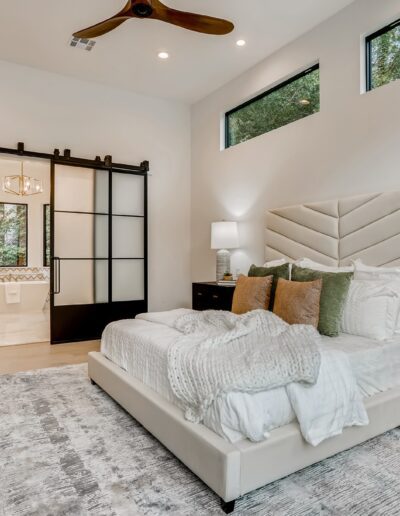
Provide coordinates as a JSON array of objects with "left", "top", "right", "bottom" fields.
[{"left": 73, "top": 0, "right": 235, "bottom": 39}]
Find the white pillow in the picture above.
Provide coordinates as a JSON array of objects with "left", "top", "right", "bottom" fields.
[
  {"left": 341, "top": 279, "right": 400, "bottom": 341},
  {"left": 263, "top": 258, "right": 288, "bottom": 267},
  {"left": 295, "top": 257, "right": 354, "bottom": 273},
  {"left": 353, "top": 259, "right": 400, "bottom": 281}
]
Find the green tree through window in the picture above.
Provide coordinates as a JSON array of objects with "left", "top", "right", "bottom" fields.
[
  {"left": 226, "top": 66, "right": 320, "bottom": 148},
  {"left": 0, "top": 203, "right": 27, "bottom": 267},
  {"left": 368, "top": 20, "right": 400, "bottom": 90}
]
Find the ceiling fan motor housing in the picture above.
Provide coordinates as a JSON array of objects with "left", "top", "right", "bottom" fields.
[{"left": 132, "top": 0, "right": 153, "bottom": 18}]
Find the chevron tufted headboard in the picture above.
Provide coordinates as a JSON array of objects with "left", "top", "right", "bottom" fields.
[{"left": 265, "top": 191, "right": 400, "bottom": 267}]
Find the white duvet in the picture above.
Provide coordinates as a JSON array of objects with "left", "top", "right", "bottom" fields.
[
  {"left": 101, "top": 309, "right": 369, "bottom": 447},
  {"left": 168, "top": 309, "right": 322, "bottom": 425}
]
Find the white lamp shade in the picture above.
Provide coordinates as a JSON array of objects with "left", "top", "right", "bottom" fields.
[{"left": 211, "top": 221, "right": 239, "bottom": 250}]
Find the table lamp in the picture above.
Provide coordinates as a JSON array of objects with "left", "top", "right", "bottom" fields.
[{"left": 211, "top": 221, "right": 239, "bottom": 281}]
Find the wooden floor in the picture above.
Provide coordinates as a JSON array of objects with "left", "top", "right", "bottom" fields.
[{"left": 0, "top": 340, "right": 100, "bottom": 375}]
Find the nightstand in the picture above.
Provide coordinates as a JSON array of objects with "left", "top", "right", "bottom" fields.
[{"left": 192, "top": 282, "right": 236, "bottom": 311}]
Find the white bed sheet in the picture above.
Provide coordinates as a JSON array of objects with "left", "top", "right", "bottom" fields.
[
  {"left": 101, "top": 320, "right": 400, "bottom": 443},
  {"left": 321, "top": 333, "right": 400, "bottom": 397},
  {"left": 101, "top": 319, "right": 179, "bottom": 405}
]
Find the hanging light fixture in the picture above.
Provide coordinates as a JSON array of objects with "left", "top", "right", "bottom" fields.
[{"left": 2, "top": 162, "right": 43, "bottom": 196}]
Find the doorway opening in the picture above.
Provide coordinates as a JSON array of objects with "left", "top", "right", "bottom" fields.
[
  {"left": 0, "top": 156, "right": 50, "bottom": 346},
  {"left": 0, "top": 145, "right": 148, "bottom": 348}
]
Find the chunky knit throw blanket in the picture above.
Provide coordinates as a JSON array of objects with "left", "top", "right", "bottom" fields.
[{"left": 167, "top": 310, "right": 321, "bottom": 423}]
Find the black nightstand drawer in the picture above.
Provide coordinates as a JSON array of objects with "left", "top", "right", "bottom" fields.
[{"left": 193, "top": 282, "right": 235, "bottom": 311}]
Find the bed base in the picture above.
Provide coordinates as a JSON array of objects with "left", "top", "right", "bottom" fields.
[{"left": 88, "top": 351, "right": 400, "bottom": 511}]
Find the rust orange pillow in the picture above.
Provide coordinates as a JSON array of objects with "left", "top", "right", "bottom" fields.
[
  {"left": 231, "top": 275, "right": 273, "bottom": 315},
  {"left": 273, "top": 278, "right": 322, "bottom": 327}
]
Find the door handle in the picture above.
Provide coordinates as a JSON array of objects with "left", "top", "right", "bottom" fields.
[{"left": 53, "top": 257, "right": 61, "bottom": 294}]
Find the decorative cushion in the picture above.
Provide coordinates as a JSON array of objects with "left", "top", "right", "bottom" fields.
[
  {"left": 295, "top": 257, "right": 354, "bottom": 273},
  {"left": 248, "top": 263, "right": 290, "bottom": 309},
  {"left": 341, "top": 280, "right": 400, "bottom": 341},
  {"left": 263, "top": 258, "right": 288, "bottom": 267},
  {"left": 231, "top": 275, "right": 273, "bottom": 315},
  {"left": 273, "top": 278, "right": 322, "bottom": 327},
  {"left": 353, "top": 259, "right": 400, "bottom": 281},
  {"left": 352, "top": 260, "right": 400, "bottom": 334},
  {"left": 291, "top": 265, "right": 353, "bottom": 337}
]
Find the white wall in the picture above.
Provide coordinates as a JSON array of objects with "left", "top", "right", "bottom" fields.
[
  {"left": 191, "top": 0, "right": 400, "bottom": 281},
  {"left": 0, "top": 59, "right": 191, "bottom": 311},
  {"left": 0, "top": 158, "right": 50, "bottom": 267}
]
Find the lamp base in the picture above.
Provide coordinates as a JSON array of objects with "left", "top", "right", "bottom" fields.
[{"left": 216, "top": 249, "right": 231, "bottom": 281}]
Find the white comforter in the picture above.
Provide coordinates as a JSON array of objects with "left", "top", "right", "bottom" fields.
[
  {"left": 168, "top": 310, "right": 321, "bottom": 424},
  {"left": 102, "top": 309, "right": 369, "bottom": 446}
]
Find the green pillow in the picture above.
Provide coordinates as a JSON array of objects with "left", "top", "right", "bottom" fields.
[
  {"left": 248, "top": 263, "right": 290, "bottom": 309},
  {"left": 291, "top": 265, "right": 353, "bottom": 337}
]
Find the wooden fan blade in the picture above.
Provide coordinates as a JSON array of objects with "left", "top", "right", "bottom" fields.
[
  {"left": 73, "top": 16, "right": 129, "bottom": 39},
  {"left": 152, "top": 4, "right": 234, "bottom": 35},
  {"left": 73, "top": 1, "right": 234, "bottom": 38}
]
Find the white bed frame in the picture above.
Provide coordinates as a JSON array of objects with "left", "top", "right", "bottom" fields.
[{"left": 89, "top": 191, "right": 400, "bottom": 513}]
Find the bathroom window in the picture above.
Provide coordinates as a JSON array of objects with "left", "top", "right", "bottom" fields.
[
  {"left": 43, "top": 204, "right": 50, "bottom": 267},
  {"left": 0, "top": 203, "right": 28, "bottom": 267},
  {"left": 225, "top": 64, "right": 320, "bottom": 148},
  {"left": 366, "top": 18, "right": 400, "bottom": 91}
]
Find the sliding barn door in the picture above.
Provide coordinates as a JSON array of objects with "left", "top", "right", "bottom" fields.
[{"left": 50, "top": 162, "right": 147, "bottom": 344}]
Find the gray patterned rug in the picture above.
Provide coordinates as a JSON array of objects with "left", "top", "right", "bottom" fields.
[{"left": 1, "top": 365, "right": 400, "bottom": 516}]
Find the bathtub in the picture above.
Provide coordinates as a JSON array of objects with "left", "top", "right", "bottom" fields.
[{"left": 0, "top": 281, "right": 50, "bottom": 313}]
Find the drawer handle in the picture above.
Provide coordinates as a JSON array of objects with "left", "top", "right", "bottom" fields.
[
  {"left": 212, "top": 295, "right": 219, "bottom": 299},
  {"left": 197, "top": 292, "right": 203, "bottom": 296}
]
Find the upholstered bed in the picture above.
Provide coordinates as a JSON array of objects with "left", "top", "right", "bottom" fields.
[{"left": 88, "top": 190, "right": 400, "bottom": 513}]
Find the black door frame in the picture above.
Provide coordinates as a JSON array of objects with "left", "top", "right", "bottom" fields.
[{"left": 0, "top": 143, "right": 149, "bottom": 344}]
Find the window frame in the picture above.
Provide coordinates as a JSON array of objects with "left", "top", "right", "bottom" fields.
[
  {"left": 0, "top": 201, "right": 28, "bottom": 268},
  {"left": 366, "top": 17, "right": 400, "bottom": 92},
  {"left": 225, "top": 63, "right": 320, "bottom": 149}
]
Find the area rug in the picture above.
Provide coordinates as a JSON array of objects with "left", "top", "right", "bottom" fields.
[{"left": 1, "top": 365, "right": 400, "bottom": 516}]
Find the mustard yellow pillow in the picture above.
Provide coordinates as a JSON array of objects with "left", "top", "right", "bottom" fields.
[
  {"left": 232, "top": 275, "right": 273, "bottom": 315},
  {"left": 273, "top": 278, "right": 322, "bottom": 327}
]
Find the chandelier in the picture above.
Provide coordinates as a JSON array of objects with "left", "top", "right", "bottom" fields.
[{"left": 2, "top": 162, "right": 43, "bottom": 196}]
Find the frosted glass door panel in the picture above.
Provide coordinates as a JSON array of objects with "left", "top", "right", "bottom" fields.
[
  {"left": 112, "top": 173, "right": 144, "bottom": 216},
  {"left": 112, "top": 260, "right": 144, "bottom": 302},
  {"left": 94, "top": 169, "right": 109, "bottom": 214},
  {"left": 54, "top": 213, "right": 108, "bottom": 258},
  {"left": 55, "top": 260, "right": 108, "bottom": 306},
  {"left": 94, "top": 261, "right": 109, "bottom": 304},
  {"left": 113, "top": 217, "right": 144, "bottom": 258},
  {"left": 54, "top": 166, "right": 108, "bottom": 214}
]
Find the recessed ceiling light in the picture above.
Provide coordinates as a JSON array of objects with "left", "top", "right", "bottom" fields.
[
  {"left": 236, "top": 39, "right": 246, "bottom": 47},
  {"left": 158, "top": 51, "right": 169, "bottom": 59}
]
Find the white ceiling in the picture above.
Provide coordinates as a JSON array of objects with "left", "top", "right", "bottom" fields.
[{"left": 0, "top": 0, "right": 355, "bottom": 103}]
